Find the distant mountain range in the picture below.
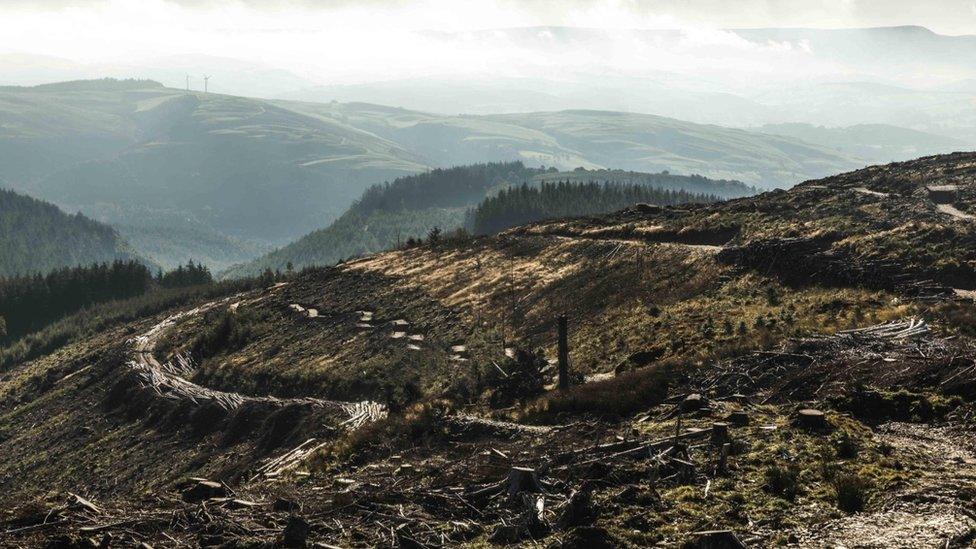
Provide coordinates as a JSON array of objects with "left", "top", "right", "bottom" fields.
[
  {"left": 756, "top": 123, "right": 966, "bottom": 164},
  {"left": 279, "top": 26, "right": 976, "bottom": 142},
  {"left": 0, "top": 187, "right": 146, "bottom": 277}
]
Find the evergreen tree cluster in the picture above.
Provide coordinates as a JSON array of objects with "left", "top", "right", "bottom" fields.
[
  {"left": 0, "top": 188, "right": 142, "bottom": 278},
  {"left": 0, "top": 260, "right": 218, "bottom": 344},
  {"left": 354, "top": 161, "right": 536, "bottom": 215},
  {"left": 157, "top": 260, "right": 214, "bottom": 288},
  {"left": 0, "top": 260, "right": 152, "bottom": 343},
  {"left": 468, "top": 181, "right": 720, "bottom": 235}
]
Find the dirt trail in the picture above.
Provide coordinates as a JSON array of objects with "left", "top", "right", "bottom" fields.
[
  {"left": 552, "top": 234, "right": 724, "bottom": 253},
  {"left": 794, "top": 422, "right": 976, "bottom": 548},
  {"left": 128, "top": 295, "right": 386, "bottom": 425}
]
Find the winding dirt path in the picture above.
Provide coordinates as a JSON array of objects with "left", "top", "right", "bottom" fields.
[{"left": 127, "top": 295, "right": 386, "bottom": 426}]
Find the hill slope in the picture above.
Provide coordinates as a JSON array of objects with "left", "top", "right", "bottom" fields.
[
  {"left": 5, "top": 154, "right": 976, "bottom": 547},
  {"left": 0, "top": 79, "right": 429, "bottom": 266},
  {"left": 224, "top": 163, "right": 756, "bottom": 277},
  {"left": 0, "top": 188, "right": 145, "bottom": 277}
]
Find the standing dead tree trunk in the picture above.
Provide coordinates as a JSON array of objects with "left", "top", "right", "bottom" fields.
[{"left": 558, "top": 315, "right": 570, "bottom": 390}]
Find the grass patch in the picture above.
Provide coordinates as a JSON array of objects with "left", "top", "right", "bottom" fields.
[
  {"left": 833, "top": 473, "right": 870, "bottom": 513},
  {"left": 764, "top": 464, "right": 801, "bottom": 501}
]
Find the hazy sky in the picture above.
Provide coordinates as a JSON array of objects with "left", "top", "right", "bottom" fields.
[
  {"left": 1, "top": 0, "right": 974, "bottom": 86},
  {"left": 3, "top": 0, "right": 975, "bottom": 35}
]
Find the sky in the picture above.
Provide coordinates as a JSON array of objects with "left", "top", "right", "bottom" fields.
[{"left": 0, "top": 0, "right": 974, "bottom": 87}]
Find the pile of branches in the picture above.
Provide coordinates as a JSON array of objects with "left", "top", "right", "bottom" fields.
[
  {"left": 696, "top": 319, "right": 971, "bottom": 403},
  {"left": 717, "top": 235, "right": 953, "bottom": 298}
]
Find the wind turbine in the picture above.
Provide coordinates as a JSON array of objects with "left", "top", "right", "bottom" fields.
[
  {"left": 203, "top": 75, "right": 210, "bottom": 94},
  {"left": 185, "top": 74, "right": 190, "bottom": 93}
]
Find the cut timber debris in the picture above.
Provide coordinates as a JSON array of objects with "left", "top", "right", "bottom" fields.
[
  {"left": 67, "top": 493, "right": 100, "bottom": 515},
  {"left": 254, "top": 438, "right": 329, "bottom": 480},
  {"left": 796, "top": 408, "right": 829, "bottom": 431},
  {"left": 836, "top": 318, "right": 929, "bottom": 340}
]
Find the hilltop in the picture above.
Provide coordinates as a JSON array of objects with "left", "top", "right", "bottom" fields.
[{"left": 3, "top": 153, "right": 976, "bottom": 546}]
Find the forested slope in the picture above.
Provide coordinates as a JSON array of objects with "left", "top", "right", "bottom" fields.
[
  {"left": 0, "top": 188, "right": 145, "bottom": 277},
  {"left": 223, "top": 162, "right": 535, "bottom": 277}
]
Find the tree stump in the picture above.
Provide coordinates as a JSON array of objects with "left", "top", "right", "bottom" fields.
[
  {"left": 729, "top": 393, "right": 750, "bottom": 405},
  {"left": 717, "top": 443, "right": 731, "bottom": 474},
  {"left": 507, "top": 466, "right": 543, "bottom": 498},
  {"left": 796, "top": 408, "right": 828, "bottom": 430},
  {"left": 680, "top": 393, "right": 704, "bottom": 413},
  {"left": 728, "top": 411, "right": 750, "bottom": 426},
  {"left": 710, "top": 422, "right": 730, "bottom": 447},
  {"left": 280, "top": 515, "right": 310, "bottom": 548},
  {"left": 180, "top": 479, "right": 227, "bottom": 503}
]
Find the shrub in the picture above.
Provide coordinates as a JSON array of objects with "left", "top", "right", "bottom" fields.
[
  {"left": 834, "top": 433, "right": 860, "bottom": 459},
  {"left": 519, "top": 361, "right": 674, "bottom": 421},
  {"left": 764, "top": 464, "right": 801, "bottom": 501},
  {"left": 833, "top": 473, "right": 869, "bottom": 513}
]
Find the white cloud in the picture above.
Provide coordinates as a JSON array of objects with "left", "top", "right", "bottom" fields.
[{"left": 0, "top": 0, "right": 972, "bottom": 89}]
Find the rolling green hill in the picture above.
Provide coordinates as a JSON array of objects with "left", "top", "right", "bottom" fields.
[
  {"left": 0, "top": 79, "right": 429, "bottom": 267},
  {"left": 0, "top": 187, "right": 146, "bottom": 277},
  {"left": 282, "top": 101, "right": 862, "bottom": 189}
]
